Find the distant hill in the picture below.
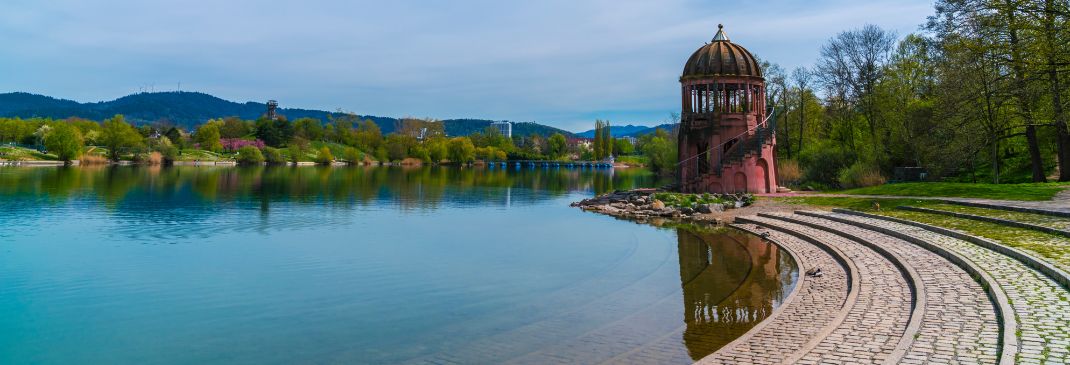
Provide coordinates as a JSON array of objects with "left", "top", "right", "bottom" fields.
[
  {"left": 0, "top": 91, "right": 574, "bottom": 137},
  {"left": 576, "top": 123, "right": 679, "bottom": 138},
  {"left": 441, "top": 119, "right": 574, "bottom": 138},
  {"left": 576, "top": 124, "right": 650, "bottom": 138}
]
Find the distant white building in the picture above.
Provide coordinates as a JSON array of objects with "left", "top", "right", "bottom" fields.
[
  {"left": 618, "top": 136, "right": 637, "bottom": 145},
  {"left": 492, "top": 121, "right": 512, "bottom": 138}
]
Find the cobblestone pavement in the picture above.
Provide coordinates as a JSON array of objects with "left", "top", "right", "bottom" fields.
[
  {"left": 769, "top": 212, "right": 1001, "bottom": 364},
  {"left": 696, "top": 224, "right": 849, "bottom": 365},
  {"left": 818, "top": 211, "right": 1070, "bottom": 364},
  {"left": 744, "top": 216, "right": 913, "bottom": 364}
]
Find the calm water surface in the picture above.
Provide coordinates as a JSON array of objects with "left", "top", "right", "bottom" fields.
[{"left": 0, "top": 166, "right": 796, "bottom": 364}]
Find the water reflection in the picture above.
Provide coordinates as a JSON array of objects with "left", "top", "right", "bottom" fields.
[
  {"left": 677, "top": 229, "right": 796, "bottom": 360},
  {"left": 0, "top": 165, "right": 797, "bottom": 364},
  {"left": 0, "top": 165, "right": 662, "bottom": 210}
]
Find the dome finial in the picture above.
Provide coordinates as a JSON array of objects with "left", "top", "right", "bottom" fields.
[{"left": 712, "top": 24, "right": 729, "bottom": 42}]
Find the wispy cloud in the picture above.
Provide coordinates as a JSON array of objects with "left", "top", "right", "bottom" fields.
[{"left": 0, "top": 0, "right": 934, "bottom": 131}]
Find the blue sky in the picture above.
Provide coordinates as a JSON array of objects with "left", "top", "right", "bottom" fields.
[{"left": 0, "top": 0, "right": 934, "bottom": 132}]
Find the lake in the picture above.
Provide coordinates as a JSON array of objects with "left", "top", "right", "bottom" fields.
[{"left": 0, "top": 165, "right": 797, "bottom": 364}]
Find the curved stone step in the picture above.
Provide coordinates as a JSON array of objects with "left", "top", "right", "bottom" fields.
[
  {"left": 737, "top": 215, "right": 914, "bottom": 364},
  {"left": 810, "top": 210, "right": 1070, "bottom": 364},
  {"left": 764, "top": 212, "right": 1002, "bottom": 364},
  {"left": 897, "top": 205, "right": 1070, "bottom": 239},
  {"left": 941, "top": 199, "right": 1070, "bottom": 218},
  {"left": 696, "top": 224, "right": 852, "bottom": 364}
]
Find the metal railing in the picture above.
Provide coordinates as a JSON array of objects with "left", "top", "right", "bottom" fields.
[{"left": 677, "top": 108, "right": 776, "bottom": 188}]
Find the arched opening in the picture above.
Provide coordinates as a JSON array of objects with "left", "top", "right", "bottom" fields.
[
  {"left": 755, "top": 158, "right": 770, "bottom": 193},
  {"left": 733, "top": 172, "right": 747, "bottom": 193}
]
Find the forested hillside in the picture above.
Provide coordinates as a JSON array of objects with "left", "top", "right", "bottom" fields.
[{"left": 0, "top": 91, "right": 573, "bottom": 137}]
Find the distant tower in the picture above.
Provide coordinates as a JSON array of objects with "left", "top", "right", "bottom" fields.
[
  {"left": 678, "top": 24, "right": 777, "bottom": 193},
  {"left": 266, "top": 100, "right": 279, "bottom": 121}
]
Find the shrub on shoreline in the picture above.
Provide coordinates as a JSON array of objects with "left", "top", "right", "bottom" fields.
[
  {"left": 262, "top": 147, "right": 285, "bottom": 165},
  {"left": 314, "top": 146, "right": 333, "bottom": 165},
  {"left": 343, "top": 147, "right": 363, "bottom": 165},
  {"left": 236, "top": 145, "right": 265, "bottom": 165}
]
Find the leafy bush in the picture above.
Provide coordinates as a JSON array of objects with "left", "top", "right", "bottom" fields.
[
  {"left": 838, "top": 161, "right": 887, "bottom": 188},
  {"left": 314, "top": 146, "right": 334, "bottom": 165},
  {"left": 798, "top": 142, "right": 855, "bottom": 186},
  {"left": 236, "top": 145, "right": 265, "bottom": 165},
  {"left": 262, "top": 147, "right": 286, "bottom": 165},
  {"left": 343, "top": 147, "right": 363, "bottom": 165},
  {"left": 652, "top": 192, "right": 729, "bottom": 208},
  {"left": 287, "top": 144, "right": 304, "bottom": 163}
]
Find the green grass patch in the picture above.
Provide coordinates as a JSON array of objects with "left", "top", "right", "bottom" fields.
[
  {"left": 772, "top": 196, "right": 940, "bottom": 212},
  {"left": 835, "top": 182, "right": 1068, "bottom": 201},
  {"left": 917, "top": 203, "right": 1070, "bottom": 231},
  {"left": 879, "top": 209, "right": 1070, "bottom": 272},
  {"left": 776, "top": 195, "right": 1070, "bottom": 271},
  {"left": 653, "top": 192, "right": 751, "bottom": 208},
  {"left": 0, "top": 146, "right": 59, "bottom": 161},
  {"left": 174, "top": 149, "right": 231, "bottom": 162}
]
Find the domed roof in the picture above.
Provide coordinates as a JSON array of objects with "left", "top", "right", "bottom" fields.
[{"left": 681, "top": 25, "right": 763, "bottom": 80}]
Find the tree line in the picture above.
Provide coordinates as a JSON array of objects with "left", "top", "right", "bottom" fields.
[
  {"left": 763, "top": 0, "right": 1069, "bottom": 186},
  {"left": 0, "top": 113, "right": 675, "bottom": 168}
]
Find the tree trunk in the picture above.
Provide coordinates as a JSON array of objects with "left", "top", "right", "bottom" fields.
[
  {"left": 1004, "top": 0, "right": 1046, "bottom": 182},
  {"left": 798, "top": 92, "right": 806, "bottom": 156},
  {"left": 1026, "top": 124, "right": 1047, "bottom": 182},
  {"left": 1044, "top": 0, "right": 1070, "bottom": 181}
]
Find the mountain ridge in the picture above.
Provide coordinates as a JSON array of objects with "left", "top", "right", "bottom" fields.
[{"left": 0, "top": 91, "right": 575, "bottom": 137}]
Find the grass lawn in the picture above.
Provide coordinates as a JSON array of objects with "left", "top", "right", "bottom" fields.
[
  {"left": 174, "top": 149, "right": 231, "bottom": 162},
  {"left": 835, "top": 182, "right": 1069, "bottom": 201},
  {"left": 773, "top": 195, "right": 1070, "bottom": 271},
  {"left": 913, "top": 203, "right": 1070, "bottom": 231},
  {"left": 771, "top": 196, "right": 940, "bottom": 212},
  {"left": 881, "top": 209, "right": 1070, "bottom": 272},
  {"left": 0, "top": 146, "right": 58, "bottom": 161}
]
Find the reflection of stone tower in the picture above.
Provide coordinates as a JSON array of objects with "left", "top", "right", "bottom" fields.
[
  {"left": 676, "top": 229, "right": 789, "bottom": 360},
  {"left": 266, "top": 100, "right": 279, "bottom": 121},
  {"left": 677, "top": 24, "right": 778, "bottom": 193}
]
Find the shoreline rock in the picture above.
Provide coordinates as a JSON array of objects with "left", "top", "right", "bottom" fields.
[{"left": 570, "top": 188, "right": 754, "bottom": 225}]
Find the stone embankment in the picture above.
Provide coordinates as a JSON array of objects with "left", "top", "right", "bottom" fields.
[
  {"left": 571, "top": 189, "right": 1070, "bottom": 364},
  {"left": 570, "top": 189, "right": 753, "bottom": 223}
]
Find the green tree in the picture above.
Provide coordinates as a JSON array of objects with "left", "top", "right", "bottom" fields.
[
  {"left": 287, "top": 143, "right": 304, "bottom": 163},
  {"left": 101, "top": 115, "right": 143, "bottom": 161},
  {"left": 426, "top": 136, "right": 449, "bottom": 163},
  {"left": 448, "top": 137, "right": 476, "bottom": 163},
  {"left": 355, "top": 119, "right": 382, "bottom": 151},
  {"left": 262, "top": 147, "right": 286, "bottom": 165},
  {"left": 315, "top": 146, "right": 334, "bottom": 165},
  {"left": 43, "top": 123, "right": 84, "bottom": 162},
  {"left": 384, "top": 134, "right": 417, "bottom": 161},
  {"left": 255, "top": 117, "right": 294, "bottom": 147},
  {"left": 614, "top": 138, "right": 635, "bottom": 155},
  {"left": 236, "top": 145, "right": 265, "bottom": 165},
  {"left": 343, "top": 147, "right": 363, "bottom": 165},
  {"left": 640, "top": 128, "right": 677, "bottom": 175},
  {"left": 219, "top": 117, "right": 251, "bottom": 139},
  {"left": 195, "top": 123, "right": 223, "bottom": 153},
  {"left": 548, "top": 133, "right": 567, "bottom": 158},
  {"left": 293, "top": 117, "right": 324, "bottom": 141}
]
